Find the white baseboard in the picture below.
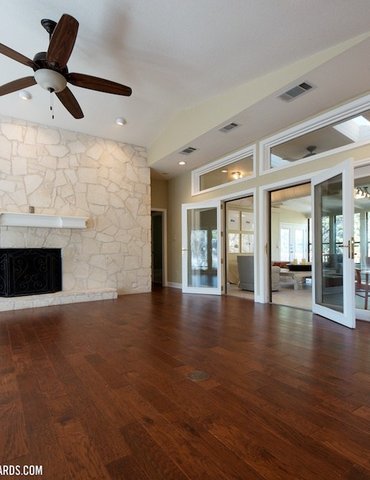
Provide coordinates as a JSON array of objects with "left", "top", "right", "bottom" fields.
[
  {"left": 167, "top": 282, "right": 182, "bottom": 289},
  {"left": 355, "top": 310, "right": 370, "bottom": 321}
]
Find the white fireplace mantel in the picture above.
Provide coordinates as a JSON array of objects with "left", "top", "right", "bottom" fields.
[{"left": 0, "top": 212, "right": 88, "bottom": 229}]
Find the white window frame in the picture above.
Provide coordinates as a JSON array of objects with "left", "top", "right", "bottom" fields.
[
  {"left": 191, "top": 144, "right": 256, "bottom": 196},
  {"left": 259, "top": 93, "right": 370, "bottom": 175}
]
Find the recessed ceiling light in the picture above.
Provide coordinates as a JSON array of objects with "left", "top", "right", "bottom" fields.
[
  {"left": 178, "top": 160, "right": 186, "bottom": 166},
  {"left": 19, "top": 90, "right": 32, "bottom": 101},
  {"left": 115, "top": 117, "right": 127, "bottom": 126},
  {"left": 221, "top": 169, "right": 228, "bottom": 173}
]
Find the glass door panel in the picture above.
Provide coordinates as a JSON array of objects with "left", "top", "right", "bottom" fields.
[
  {"left": 312, "top": 160, "right": 355, "bottom": 328},
  {"left": 314, "top": 175, "right": 344, "bottom": 312},
  {"left": 182, "top": 201, "right": 222, "bottom": 294}
]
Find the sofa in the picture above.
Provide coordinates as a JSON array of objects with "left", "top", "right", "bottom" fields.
[
  {"left": 237, "top": 255, "right": 280, "bottom": 292},
  {"left": 237, "top": 255, "right": 254, "bottom": 291}
]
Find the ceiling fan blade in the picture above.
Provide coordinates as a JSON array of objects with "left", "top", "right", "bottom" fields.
[
  {"left": 67, "top": 73, "right": 132, "bottom": 96},
  {"left": 0, "top": 43, "right": 36, "bottom": 68},
  {"left": 47, "top": 14, "right": 79, "bottom": 68},
  {"left": 56, "top": 87, "right": 84, "bottom": 119},
  {"left": 0, "top": 76, "right": 36, "bottom": 96}
]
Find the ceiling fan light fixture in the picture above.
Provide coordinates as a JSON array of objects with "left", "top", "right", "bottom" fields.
[{"left": 34, "top": 68, "right": 67, "bottom": 93}]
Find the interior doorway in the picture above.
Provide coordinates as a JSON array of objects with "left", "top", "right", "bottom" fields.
[
  {"left": 270, "top": 183, "right": 312, "bottom": 310},
  {"left": 224, "top": 195, "right": 255, "bottom": 300},
  {"left": 151, "top": 210, "right": 167, "bottom": 287},
  {"left": 266, "top": 165, "right": 370, "bottom": 323}
]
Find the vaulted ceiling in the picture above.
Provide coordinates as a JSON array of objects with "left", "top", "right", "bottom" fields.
[{"left": 1, "top": 0, "right": 370, "bottom": 177}]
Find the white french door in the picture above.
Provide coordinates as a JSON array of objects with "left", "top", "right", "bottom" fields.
[
  {"left": 311, "top": 159, "right": 355, "bottom": 328},
  {"left": 280, "top": 223, "right": 308, "bottom": 263},
  {"left": 182, "top": 201, "right": 223, "bottom": 294}
]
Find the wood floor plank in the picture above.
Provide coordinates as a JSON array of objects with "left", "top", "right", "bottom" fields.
[
  {"left": 16, "top": 372, "right": 72, "bottom": 479},
  {"left": 44, "top": 344, "right": 131, "bottom": 464},
  {"left": 0, "top": 372, "right": 28, "bottom": 462},
  {"left": 0, "top": 288, "right": 369, "bottom": 479},
  {"left": 210, "top": 383, "right": 355, "bottom": 479},
  {"left": 106, "top": 455, "right": 151, "bottom": 480},
  {"left": 53, "top": 417, "right": 111, "bottom": 480},
  {"left": 84, "top": 352, "right": 130, "bottom": 389},
  {"left": 121, "top": 422, "right": 190, "bottom": 480},
  {"left": 69, "top": 354, "right": 134, "bottom": 427},
  {"left": 113, "top": 384, "right": 236, "bottom": 479}
]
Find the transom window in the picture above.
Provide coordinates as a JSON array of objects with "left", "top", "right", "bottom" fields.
[
  {"left": 260, "top": 94, "right": 370, "bottom": 172},
  {"left": 192, "top": 145, "right": 255, "bottom": 195}
]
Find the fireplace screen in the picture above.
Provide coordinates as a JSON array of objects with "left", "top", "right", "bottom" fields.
[{"left": 0, "top": 248, "right": 62, "bottom": 297}]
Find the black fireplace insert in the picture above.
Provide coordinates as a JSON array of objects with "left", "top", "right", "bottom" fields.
[{"left": 0, "top": 248, "right": 62, "bottom": 297}]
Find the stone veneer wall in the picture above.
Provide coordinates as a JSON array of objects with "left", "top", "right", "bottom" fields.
[{"left": 0, "top": 116, "right": 151, "bottom": 294}]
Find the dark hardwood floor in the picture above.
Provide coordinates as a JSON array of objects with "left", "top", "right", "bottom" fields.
[{"left": 1, "top": 288, "right": 370, "bottom": 479}]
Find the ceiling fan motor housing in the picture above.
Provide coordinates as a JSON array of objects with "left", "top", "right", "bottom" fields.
[{"left": 32, "top": 51, "right": 68, "bottom": 92}]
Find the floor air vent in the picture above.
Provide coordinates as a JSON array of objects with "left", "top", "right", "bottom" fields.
[{"left": 279, "top": 82, "right": 313, "bottom": 102}]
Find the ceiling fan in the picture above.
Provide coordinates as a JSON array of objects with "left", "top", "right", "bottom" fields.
[
  {"left": 303, "top": 145, "right": 317, "bottom": 158},
  {"left": 0, "top": 14, "right": 132, "bottom": 119}
]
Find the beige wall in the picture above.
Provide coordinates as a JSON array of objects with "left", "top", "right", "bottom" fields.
[
  {"left": 0, "top": 116, "right": 151, "bottom": 294},
  {"left": 167, "top": 172, "right": 192, "bottom": 284},
  {"left": 151, "top": 177, "right": 168, "bottom": 210},
  {"left": 167, "top": 139, "right": 370, "bottom": 284}
]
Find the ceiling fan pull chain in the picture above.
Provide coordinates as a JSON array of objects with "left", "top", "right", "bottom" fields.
[{"left": 49, "top": 90, "right": 54, "bottom": 120}]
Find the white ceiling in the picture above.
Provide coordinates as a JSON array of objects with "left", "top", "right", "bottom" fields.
[{"left": 1, "top": 0, "right": 370, "bottom": 177}]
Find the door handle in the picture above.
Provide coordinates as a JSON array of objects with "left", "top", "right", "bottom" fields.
[{"left": 342, "top": 238, "right": 354, "bottom": 259}]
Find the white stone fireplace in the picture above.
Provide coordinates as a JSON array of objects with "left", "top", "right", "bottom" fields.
[{"left": 0, "top": 115, "right": 151, "bottom": 311}]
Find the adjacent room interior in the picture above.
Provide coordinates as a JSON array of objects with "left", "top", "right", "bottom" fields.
[
  {"left": 270, "top": 184, "right": 312, "bottom": 310},
  {"left": 225, "top": 196, "right": 255, "bottom": 300}
]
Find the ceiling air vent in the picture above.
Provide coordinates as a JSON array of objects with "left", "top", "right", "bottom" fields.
[
  {"left": 219, "top": 122, "right": 240, "bottom": 133},
  {"left": 179, "top": 146, "right": 197, "bottom": 155},
  {"left": 279, "top": 82, "right": 313, "bottom": 102}
]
